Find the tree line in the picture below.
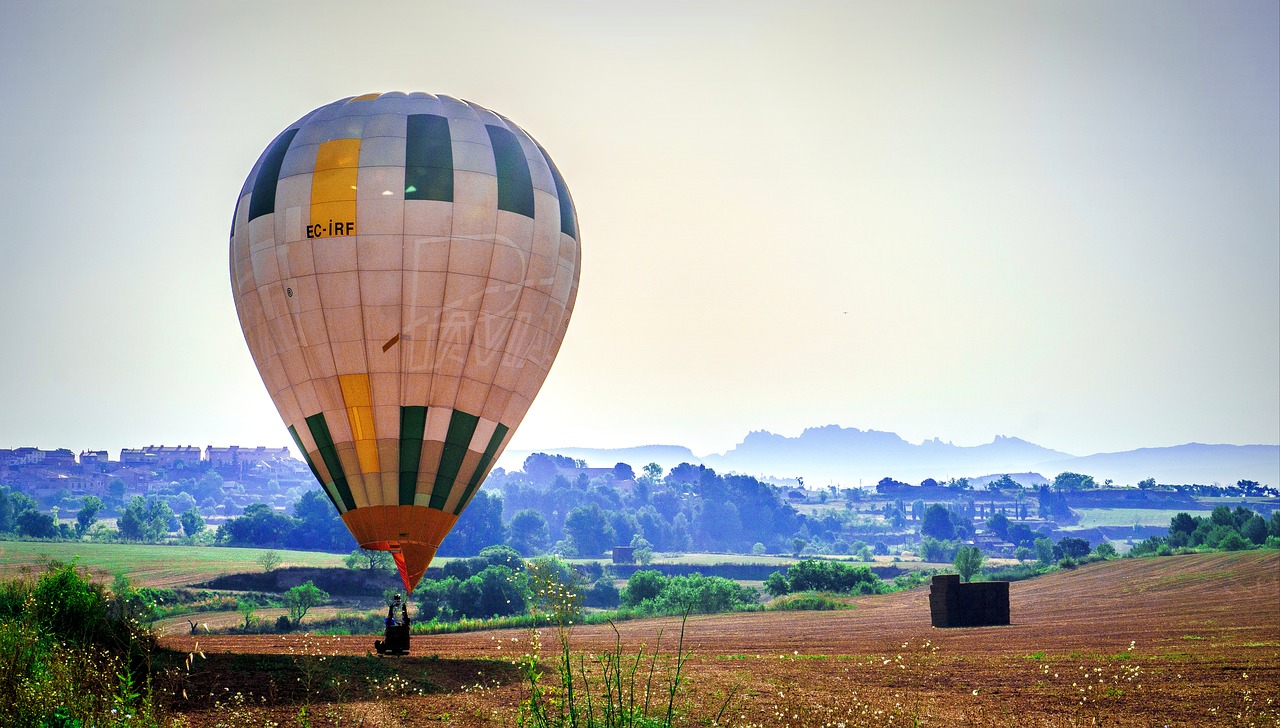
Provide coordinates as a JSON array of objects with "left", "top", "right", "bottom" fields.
[{"left": 1131, "top": 505, "right": 1280, "bottom": 556}]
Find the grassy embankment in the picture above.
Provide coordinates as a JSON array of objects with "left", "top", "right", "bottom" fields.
[{"left": 0, "top": 541, "right": 345, "bottom": 588}]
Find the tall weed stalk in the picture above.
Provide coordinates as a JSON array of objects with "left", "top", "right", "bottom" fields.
[{"left": 514, "top": 556, "right": 730, "bottom": 727}]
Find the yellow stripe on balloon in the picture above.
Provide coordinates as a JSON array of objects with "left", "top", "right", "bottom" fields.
[
  {"left": 339, "top": 373, "right": 381, "bottom": 474},
  {"left": 310, "top": 138, "right": 360, "bottom": 236}
]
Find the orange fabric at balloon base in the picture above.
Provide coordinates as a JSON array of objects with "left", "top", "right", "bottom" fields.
[{"left": 342, "top": 506, "right": 457, "bottom": 593}]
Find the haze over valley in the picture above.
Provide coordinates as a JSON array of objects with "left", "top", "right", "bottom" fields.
[{"left": 500, "top": 424, "right": 1280, "bottom": 487}]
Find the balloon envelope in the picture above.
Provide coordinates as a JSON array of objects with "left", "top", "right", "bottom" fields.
[{"left": 230, "top": 93, "right": 580, "bottom": 592}]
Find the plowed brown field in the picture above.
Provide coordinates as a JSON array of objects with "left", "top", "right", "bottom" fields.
[{"left": 159, "top": 551, "right": 1280, "bottom": 727}]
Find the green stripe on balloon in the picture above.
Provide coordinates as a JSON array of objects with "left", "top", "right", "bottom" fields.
[
  {"left": 486, "top": 124, "right": 534, "bottom": 218},
  {"left": 248, "top": 127, "right": 298, "bottom": 222},
  {"left": 398, "top": 406, "right": 427, "bottom": 505},
  {"left": 537, "top": 142, "right": 577, "bottom": 239},
  {"left": 288, "top": 424, "right": 341, "bottom": 512},
  {"left": 429, "top": 410, "right": 480, "bottom": 510},
  {"left": 306, "top": 413, "right": 357, "bottom": 512},
  {"left": 404, "top": 114, "right": 453, "bottom": 201},
  {"left": 453, "top": 422, "right": 509, "bottom": 516}
]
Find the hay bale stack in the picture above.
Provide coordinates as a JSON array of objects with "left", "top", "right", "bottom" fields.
[{"left": 929, "top": 575, "right": 1010, "bottom": 627}]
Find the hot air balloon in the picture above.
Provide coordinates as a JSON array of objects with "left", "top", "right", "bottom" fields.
[{"left": 230, "top": 92, "right": 580, "bottom": 594}]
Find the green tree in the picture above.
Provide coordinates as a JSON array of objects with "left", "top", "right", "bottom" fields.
[
  {"left": 217, "top": 502, "right": 295, "bottom": 547},
  {"left": 988, "top": 474, "right": 1021, "bottom": 491},
  {"left": 238, "top": 599, "right": 257, "bottom": 630},
  {"left": 953, "top": 546, "right": 984, "bottom": 582},
  {"left": 344, "top": 549, "right": 394, "bottom": 571},
  {"left": 193, "top": 470, "right": 225, "bottom": 502},
  {"left": 1218, "top": 532, "right": 1250, "bottom": 551},
  {"left": 465, "top": 565, "right": 525, "bottom": 617},
  {"left": 919, "top": 537, "right": 956, "bottom": 563},
  {"left": 75, "top": 495, "right": 103, "bottom": 537},
  {"left": 786, "top": 559, "right": 883, "bottom": 593},
  {"left": 179, "top": 508, "right": 205, "bottom": 538},
  {"left": 117, "top": 496, "right": 174, "bottom": 542},
  {"left": 522, "top": 453, "right": 559, "bottom": 484},
  {"left": 256, "top": 550, "right": 282, "bottom": 572},
  {"left": 1093, "top": 542, "right": 1118, "bottom": 559},
  {"left": 790, "top": 537, "right": 808, "bottom": 557},
  {"left": 478, "top": 544, "right": 524, "bottom": 571},
  {"left": 1169, "top": 512, "right": 1198, "bottom": 539},
  {"left": 985, "top": 511, "right": 1009, "bottom": 541},
  {"left": 764, "top": 570, "right": 790, "bottom": 597},
  {"left": 1209, "top": 505, "right": 1236, "bottom": 528},
  {"left": 563, "top": 503, "right": 616, "bottom": 557},
  {"left": 290, "top": 489, "right": 355, "bottom": 551},
  {"left": 17, "top": 510, "right": 58, "bottom": 538},
  {"left": 621, "top": 570, "right": 668, "bottom": 608},
  {"left": 887, "top": 507, "right": 907, "bottom": 529},
  {"left": 920, "top": 504, "right": 956, "bottom": 540},
  {"left": 1052, "top": 472, "right": 1097, "bottom": 492},
  {"left": 438, "top": 489, "right": 505, "bottom": 556},
  {"left": 283, "top": 580, "right": 329, "bottom": 625},
  {"left": 630, "top": 534, "right": 654, "bottom": 565},
  {"left": 166, "top": 491, "right": 198, "bottom": 517},
  {"left": 507, "top": 509, "right": 551, "bottom": 555},
  {"left": 106, "top": 478, "right": 127, "bottom": 503},
  {"left": 1055, "top": 536, "right": 1091, "bottom": 560},
  {"left": 1241, "top": 514, "right": 1269, "bottom": 545},
  {"left": 1033, "top": 537, "right": 1054, "bottom": 565},
  {"left": 641, "top": 462, "right": 664, "bottom": 484},
  {"left": 642, "top": 573, "right": 759, "bottom": 615},
  {"left": 0, "top": 486, "right": 18, "bottom": 532}
]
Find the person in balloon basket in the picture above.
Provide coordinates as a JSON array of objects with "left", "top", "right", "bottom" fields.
[{"left": 375, "top": 594, "right": 411, "bottom": 655}]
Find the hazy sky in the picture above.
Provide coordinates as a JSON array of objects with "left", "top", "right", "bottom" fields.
[{"left": 1, "top": 0, "right": 1276, "bottom": 462}]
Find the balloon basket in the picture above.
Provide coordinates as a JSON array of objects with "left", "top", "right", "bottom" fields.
[{"left": 375, "top": 623, "right": 411, "bottom": 656}]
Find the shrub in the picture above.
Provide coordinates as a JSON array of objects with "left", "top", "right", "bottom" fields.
[
  {"left": 920, "top": 537, "right": 958, "bottom": 563},
  {"left": 890, "top": 570, "right": 934, "bottom": 591},
  {"left": 783, "top": 559, "right": 885, "bottom": 594},
  {"left": 585, "top": 579, "right": 620, "bottom": 609},
  {"left": 1129, "top": 536, "right": 1166, "bottom": 556},
  {"left": 35, "top": 561, "right": 113, "bottom": 647},
  {"left": 275, "top": 615, "right": 294, "bottom": 632},
  {"left": 979, "top": 562, "right": 1051, "bottom": 582},
  {"left": 621, "top": 570, "right": 667, "bottom": 607},
  {"left": 478, "top": 544, "right": 524, "bottom": 571},
  {"left": 1218, "top": 532, "right": 1250, "bottom": 551},
  {"left": 0, "top": 563, "right": 163, "bottom": 727},
  {"left": 769, "top": 592, "right": 851, "bottom": 611},
  {"left": 283, "top": 581, "right": 329, "bottom": 625},
  {"left": 763, "top": 570, "right": 790, "bottom": 597},
  {"left": 622, "top": 572, "right": 759, "bottom": 616},
  {"left": 953, "top": 546, "right": 984, "bottom": 582}
]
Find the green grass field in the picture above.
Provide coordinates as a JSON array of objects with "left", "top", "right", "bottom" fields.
[
  {"left": 1065, "top": 507, "right": 1209, "bottom": 529},
  {"left": 0, "top": 541, "right": 346, "bottom": 588},
  {"left": 650, "top": 552, "right": 801, "bottom": 566}
]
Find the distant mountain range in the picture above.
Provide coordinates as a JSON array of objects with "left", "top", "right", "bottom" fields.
[{"left": 499, "top": 425, "right": 1280, "bottom": 488}]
